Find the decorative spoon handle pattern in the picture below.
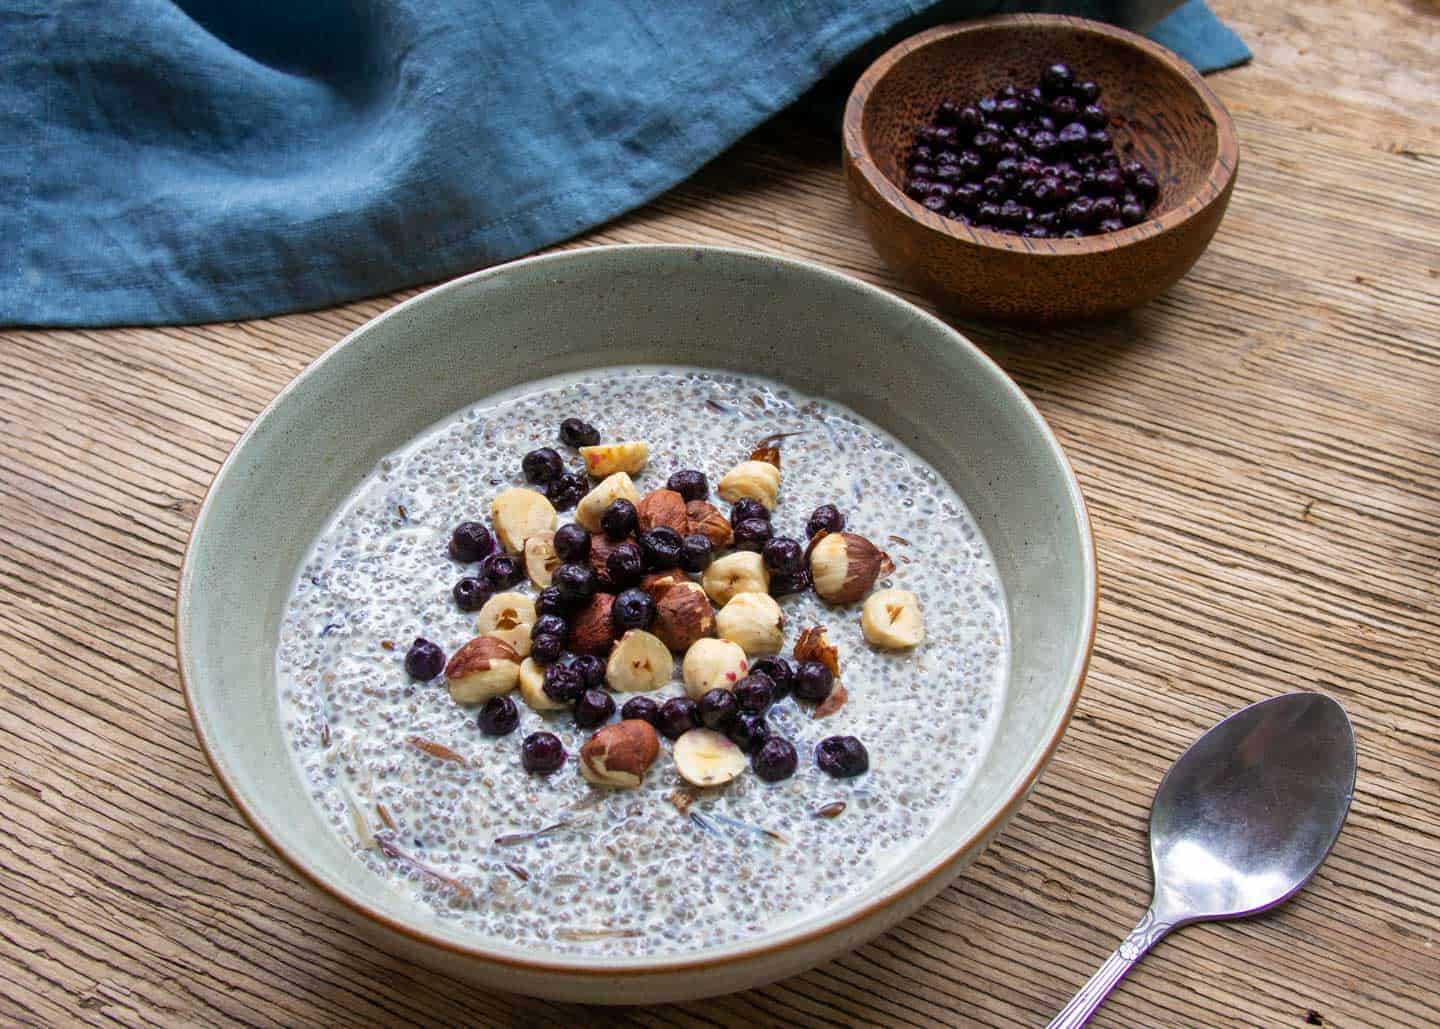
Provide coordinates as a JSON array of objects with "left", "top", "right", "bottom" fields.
[{"left": 1046, "top": 908, "right": 1175, "bottom": 1029}]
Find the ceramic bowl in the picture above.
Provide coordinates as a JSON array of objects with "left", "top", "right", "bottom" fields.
[
  {"left": 842, "top": 15, "right": 1239, "bottom": 323},
  {"left": 177, "top": 245, "right": 1096, "bottom": 1003}
]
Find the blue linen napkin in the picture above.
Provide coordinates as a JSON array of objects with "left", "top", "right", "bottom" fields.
[{"left": 0, "top": 1, "right": 1247, "bottom": 327}]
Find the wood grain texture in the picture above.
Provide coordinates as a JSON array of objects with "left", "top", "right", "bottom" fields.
[{"left": 1, "top": 1, "right": 1436, "bottom": 1025}]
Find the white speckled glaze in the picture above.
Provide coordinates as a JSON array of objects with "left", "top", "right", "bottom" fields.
[{"left": 177, "top": 245, "right": 1095, "bottom": 1003}]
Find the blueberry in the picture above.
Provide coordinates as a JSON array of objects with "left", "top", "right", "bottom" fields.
[
  {"left": 448, "top": 521, "right": 493, "bottom": 563},
  {"left": 727, "top": 711, "right": 771, "bottom": 754},
  {"left": 906, "top": 144, "right": 935, "bottom": 166},
  {"left": 1121, "top": 160, "right": 1148, "bottom": 181},
  {"left": 953, "top": 181, "right": 984, "bottom": 212},
  {"left": 1120, "top": 201, "right": 1146, "bottom": 226},
  {"left": 957, "top": 150, "right": 986, "bottom": 179},
  {"left": 698, "top": 687, "right": 738, "bottom": 730},
  {"left": 1091, "top": 196, "right": 1120, "bottom": 223},
  {"left": 733, "top": 674, "right": 775, "bottom": 713},
  {"left": 656, "top": 697, "right": 700, "bottom": 740},
  {"left": 973, "top": 131, "right": 1002, "bottom": 159},
  {"left": 936, "top": 99, "right": 964, "bottom": 124},
  {"left": 922, "top": 190, "right": 948, "bottom": 215},
  {"left": 1058, "top": 122, "right": 1089, "bottom": 150},
  {"left": 932, "top": 163, "right": 961, "bottom": 185},
  {"left": 542, "top": 663, "right": 585, "bottom": 703},
  {"left": 522, "top": 447, "right": 563, "bottom": 485},
  {"left": 1097, "top": 218, "right": 1126, "bottom": 234},
  {"left": 1030, "top": 130, "right": 1058, "bottom": 156},
  {"left": 530, "top": 633, "right": 564, "bottom": 664},
  {"left": 479, "top": 553, "right": 522, "bottom": 591},
  {"left": 919, "top": 124, "right": 957, "bottom": 146},
  {"left": 761, "top": 536, "right": 803, "bottom": 573},
  {"left": 532, "top": 613, "right": 569, "bottom": 642},
  {"left": 1075, "top": 79, "right": 1101, "bottom": 103},
  {"left": 667, "top": 469, "right": 709, "bottom": 501},
  {"left": 679, "top": 534, "right": 714, "bottom": 573},
  {"left": 1081, "top": 102, "right": 1107, "bottom": 129},
  {"left": 1132, "top": 172, "right": 1159, "bottom": 202},
  {"left": 958, "top": 105, "right": 982, "bottom": 130},
  {"left": 1041, "top": 62, "right": 1074, "bottom": 98},
  {"left": 1087, "top": 128, "right": 1112, "bottom": 152},
  {"left": 605, "top": 542, "right": 645, "bottom": 588},
  {"left": 732, "top": 518, "right": 773, "bottom": 551},
  {"left": 1063, "top": 196, "right": 1096, "bottom": 228},
  {"left": 553, "top": 523, "right": 591, "bottom": 562},
  {"left": 1093, "top": 169, "right": 1125, "bottom": 196},
  {"left": 621, "top": 695, "right": 660, "bottom": 726},
  {"left": 905, "top": 177, "right": 934, "bottom": 200},
  {"left": 611, "top": 587, "right": 656, "bottom": 631},
  {"left": 1022, "top": 224, "right": 1051, "bottom": 238},
  {"left": 556, "top": 652, "right": 606, "bottom": 689},
  {"left": 521, "top": 731, "right": 566, "bottom": 774},
  {"left": 573, "top": 689, "right": 616, "bottom": 729},
  {"left": 749, "top": 656, "right": 793, "bottom": 699},
  {"left": 1061, "top": 228, "right": 1085, "bottom": 239},
  {"left": 806, "top": 504, "right": 845, "bottom": 538},
  {"left": 995, "top": 157, "right": 1020, "bottom": 179},
  {"left": 478, "top": 695, "right": 519, "bottom": 736},
  {"left": 552, "top": 562, "right": 597, "bottom": 604},
  {"left": 536, "top": 586, "right": 567, "bottom": 616},
  {"left": 998, "top": 84, "right": 1020, "bottom": 100},
  {"left": 558, "top": 418, "right": 600, "bottom": 448},
  {"left": 545, "top": 472, "right": 587, "bottom": 511},
  {"left": 639, "top": 527, "right": 683, "bottom": 569},
  {"left": 452, "top": 576, "right": 490, "bottom": 611},
  {"left": 404, "top": 638, "right": 445, "bottom": 680},
  {"left": 730, "top": 498, "right": 769, "bottom": 525},
  {"left": 596, "top": 498, "right": 634, "bottom": 540},
  {"left": 1051, "top": 95, "right": 1079, "bottom": 121},
  {"left": 752, "top": 737, "right": 798, "bottom": 782},
  {"left": 995, "top": 97, "right": 1024, "bottom": 124},
  {"left": 981, "top": 174, "right": 1010, "bottom": 203},
  {"left": 793, "top": 660, "right": 834, "bottom": 702},
  {"left": 815, "top": 736, "right": 869, "bottom": 778}
]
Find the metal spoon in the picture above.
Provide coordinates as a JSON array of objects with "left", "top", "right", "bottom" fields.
[{"left": 1049, "top": 692, "right": 1356, "bottom": 1028}]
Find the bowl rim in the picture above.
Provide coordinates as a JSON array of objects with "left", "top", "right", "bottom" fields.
[
  {"left": 176, "top": 243, "right": 1097, "bottom": 977},
  {"left": 842, "top": 13, "right": 1240, "bottom": 256}
]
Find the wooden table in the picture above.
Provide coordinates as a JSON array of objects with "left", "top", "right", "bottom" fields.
[{"left": 3, "top": 2, "right": 1435, "bottom": 1025}]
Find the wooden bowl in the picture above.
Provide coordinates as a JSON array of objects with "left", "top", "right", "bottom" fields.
[{"left": 842, "top": 15, "right": 1239, "bottom": 323}]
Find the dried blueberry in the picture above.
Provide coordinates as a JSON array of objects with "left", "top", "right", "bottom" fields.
[
  {"left": 600, "top": 499, "right": 637, "bottom": 540},
  {"left": 732, "top": 518, "right": 773, "bottom": 552},
  {"left": 667, "top": 469, "right": 709, "bottom": 502},
  {"left": 730, "top": 498, "right": 769, "bottom": 525},
  {"left": 573, "top": 653, "right": 606, "bottom": 689},
  {"left": 679, "top": 534, "right": 714, "bottom": 573},
  {"left": 404, "top": 638, "right": 445, "bottom": 680},
  {"left": 452, "top": 576, "right": 490, "bottom": 612},
  {"left": 793, "top": 660, "right": 834, "bottom": 702},
  {"left": 698, "top": 687, "right": 738, "bottom": 730},
  {"left": 521, "top": 731, "right": 565, "bottom": 773},
  {"left": 545, "top": 472, "right": 587, "bottom": 511},
  {"left": 605, "top": 542, "right": 645, "bottom": 588},
  {"left": 532, "top": 613, "right": 569, "bottom": 642},
  {"left": 573, "top": 689, "right": 616, "bottom": 729},
  {"left": 522, "top": 447, "right": 563, "bottom": 485},
  {"left": 611, "top": 587, "right": 656, "bottom": 631},
  {"left": 727, "top": 711, "right": 771, "bottom": 753},
  {"left": 806, "top": 504, "right": 846, "bottom": 538},
  {"left": 478, "top": 695, "right": 519, "bottom": 736},
  {"left": 531, "top": 633, "right": 564, "bottom": 665},
  {"left": 558, "top": 418, "right": 600, "bottom": 448},
  {"left": 1051, "top": 95, "right": 1079, "bottom": 121},
  {"left": 733, "top": 674, "right": 775, "bottom": 713},
  {"left": 639, "top": 527, "right": 683, "bottom": 569},
  {"left": 448, "top": 521, "right": 493, "bottom": 563},
  {"left": 620, "top": 695, "right": 659, "bottom": 726},
  {"left": 816, "top": 736, "right": 869, "bottom": 778},
  {"left": 762, "top": 536, "right": 803, "bottom": 573},
  {"left": 749, "top": 656, "right": 793, "bottom": 699},
  {"left": 656, "top": 697, "right": 700, "bottom": 740},
  {"left": 542, "top": 663, "right": 585, "bottom": 703},
  {"left": 552, "top": 562, "right": 597, "bottom": 604},
  {"left": 479, "top": 553, "right": 522, "bottom": 591},
  {"left": 752, "top": 737, "right": 798, "bottom": 782},
  {"left": 553, "top": 523, "right": 591, "bottom": 562},
  {"left": 536, "top": 585, "right": 567, "bottom": 616}
]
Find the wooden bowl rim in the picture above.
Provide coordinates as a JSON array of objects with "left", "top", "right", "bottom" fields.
[{"left": 842, "top": 14, "right": 1240, "bottom": 257}]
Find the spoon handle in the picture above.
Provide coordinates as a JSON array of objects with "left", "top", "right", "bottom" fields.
[{"left": 1046, "top": 907, "right": 1175, "bottom": 1029}]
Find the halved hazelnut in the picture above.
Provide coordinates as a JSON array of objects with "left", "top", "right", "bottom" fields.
[
  {"left": 716, "top": 592, "right": 784, "bottom": 656},
  {"left": 476, "top": 591, "right": 537, "bottom": 657},
  {"left": 579, "top": 720, "right": 660, "bottom": 788},
  {"left": 652, "top": 581, "right": 716, "bottom": 652},
  {"left": 716, "top": 460, "right": 780, "bottom": 510},
  {"left": 578, "top": 441, "right": 649, "bottom": 478},
  {"left": 637, "top": 489, "right": 688, "bottom": 534},
  {"left": 808, "top": 531, "right": 894, "bottom": 604},
  {"left": 518, "top": 657, "right": 566, "bottom": 711},
  {"left": 569, "top": 592, "right": 617, "bottom": 654},
  {"left": 523, "top": 530, "right": 561, "bottom": 587},
  {"left": 681, "top": 637, "right": 749, "bottom": 699},
  {"left": 490, "top": 487, "right": 557, "bottom": 554},
  {"left": 702, "top": 550, "right": 769, "bottom": 606},
  {"left": 575, "top": 472, "right": 640, "bottom": 532},
  {"left": 861, "top": 588, "right": 925, "bottom": 649},
  {"left": 673, "top": 728, "right": 745, "bottom": 787},
  {"left": 685, "top": 500, "right": 734, "bottom": 548},
  {"left": 605, "top": 629, "right": 673, "bottom": 692},
  {"left": 445, "top": 637, "right": 521, "bottom": 704}
]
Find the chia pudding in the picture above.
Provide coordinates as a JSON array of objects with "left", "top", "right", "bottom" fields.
[{"left": 277, "top": 366, "right": 1009, "bottom": 956}]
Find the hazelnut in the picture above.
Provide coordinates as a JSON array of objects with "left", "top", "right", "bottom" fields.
[
  {"left": 681, "top": 637, "right": 749, "bottom": 699},
  {"left": 588, "top": 532, "right": 634, "bottom": 590},
  {"left": 808, "top": 531, "right": 894, "bottom": 604},
  {"left": 861, "top": 588, "right": 925, "bottom": 649},
  {"left": 716, "top": 592, "right": 785, "bottom": 656},
  {"left": 652, "top": 580, "right": 716, "bottom": 652},
  {"left": 639, "top": 570, "right": 687, "bottom": 600},
  {"left": 685, "top": 500, "right": 734, "bottom": 548},
  {"left": 716, "top": 460, "right": 780, "bottom": 510},
  {"left": 445, "top": 637, "right": 521, "bottom": 704},
  {"left": 523, "top": 530, "right": 561, "bottom": 587},
  {"left": 637, "top": 489, "right": 689, "bottom": 534},
  {"left": 569, "top": 592, "right": 617, "bottom": 654},
  {"left": 579, "top": 720, "right": 661, "bottom": 788},
  {"left": 476, "top": 591, "right": 537, "bottom": 657},
  {"left": 517, "top": 657, "right": 566, "bottom": 711},
  {"left": 490, "top": 487, "right": 557, "bottom": 554},
  {"left": 575, "top": 472, "right": 640, "bottom": 532},
  {"left": 673, "top": 728, "right": 746, "bottom": 787},
  {"left": 604, "top": 629, "right": 674, "bottom": 692},
  {"left": 578, "top": 441, "right": 649, "bottom": 478},
  {"left": 702, "top": 550, "right": 769, "bottom": 606}
]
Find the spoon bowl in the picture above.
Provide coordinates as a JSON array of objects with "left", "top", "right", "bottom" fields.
[{"left": 1050, "top": 692, "right": 1356, "bottom": 1027}]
